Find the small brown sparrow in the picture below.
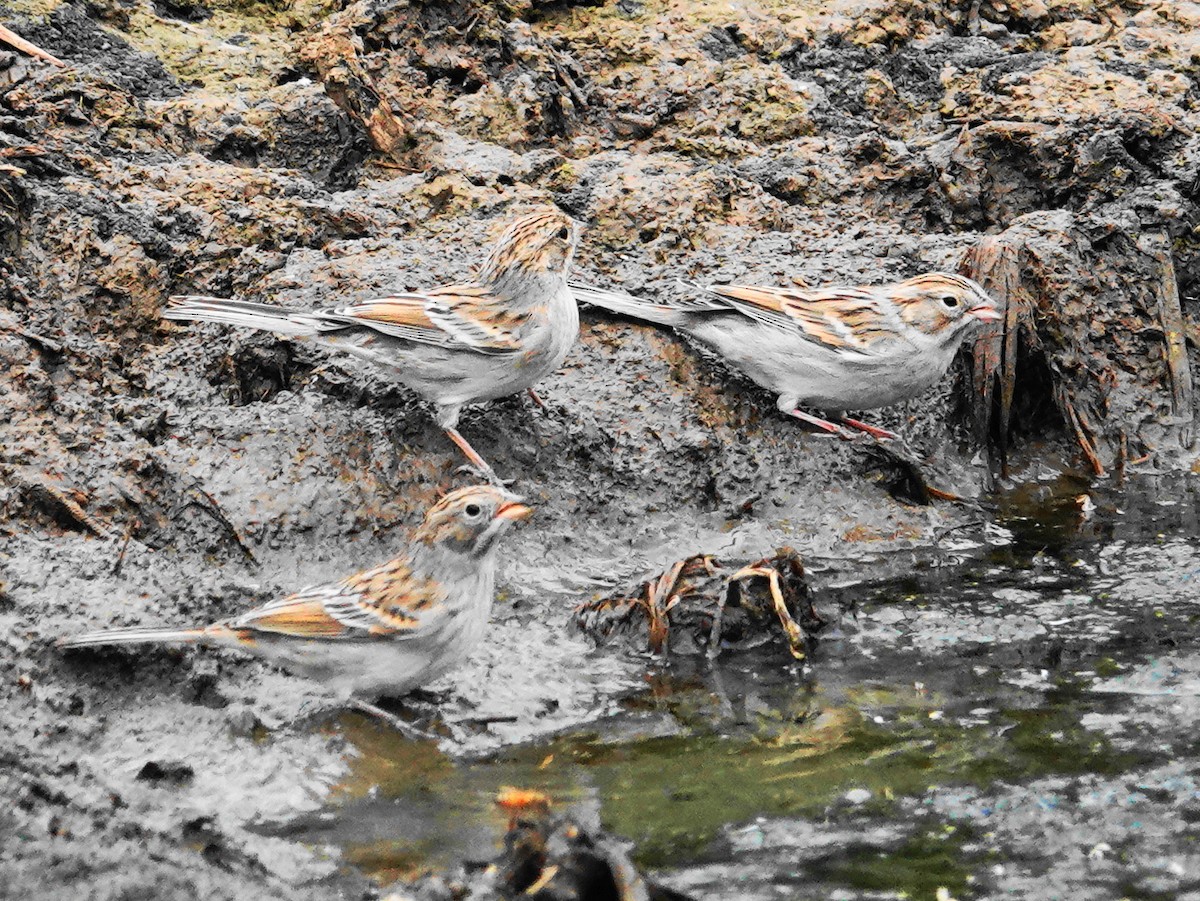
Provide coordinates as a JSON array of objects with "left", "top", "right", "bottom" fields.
[
  {"left": 572, "top": 273, "right": 1002, "bottom": 439},
  {"left": 59, "top": 486, "right": 532, "bottom": 703},
  {"left": 165, "top": 210, "right": 580, "bottom": 482}
]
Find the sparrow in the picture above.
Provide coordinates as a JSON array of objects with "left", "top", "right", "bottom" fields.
[
  {"left": 58, "top": 486, "right": 532, "bottom": 706},
  {"left": 572, "top": 272, "right": 1002, "bottom": 439},
  {"left": 165, "top": 210, "right": 581, "bottom": 482}
]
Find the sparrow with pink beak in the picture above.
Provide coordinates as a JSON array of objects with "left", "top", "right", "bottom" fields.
[{"left": 574, "top": 272, "right": 1002, "bottom": 440}]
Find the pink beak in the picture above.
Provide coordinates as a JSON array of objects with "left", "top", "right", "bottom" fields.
[
  {"left": 496, "top": 501, "right": 533, "bottom": 522},
  {"left": 968, "top": 302, "right": 1003, "bottom": 323}
]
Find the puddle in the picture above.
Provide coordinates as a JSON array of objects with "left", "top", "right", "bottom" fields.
[{"left": 267, "top": 472, "right": 1200, "bottom": 898}]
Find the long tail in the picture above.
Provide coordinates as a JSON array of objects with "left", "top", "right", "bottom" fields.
[
  {"left": 164, "top": 296, "right": 323, "bottom": 337},
  {"left": 57, "top": 625, "right": 209, "bottom": 650},
  {"left": 570, "top": 282, "right": 702, "bottom": 328}
]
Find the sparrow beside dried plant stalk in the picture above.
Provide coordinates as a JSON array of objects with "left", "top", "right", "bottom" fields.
[
  {"left": 59, "top": 486, "right": 531, "bottom": 735},
  {"left": 573, "top": 272, "right": 1001, "bottom": 440},
  {"left": 166, "top": 210, "right": 581, "bottom": 484}
]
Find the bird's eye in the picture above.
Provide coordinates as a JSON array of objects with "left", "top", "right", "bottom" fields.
[
  {"left": 942, "top": 294, "right": 960, "bottom": 308},
  {"left": 464, "top": 503, "right": 482, "bottom": 518},
  {"left": 556, "top": 226, "right": 571, "bottom": 240}
]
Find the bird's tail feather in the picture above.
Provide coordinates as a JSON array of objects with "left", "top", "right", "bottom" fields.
[
  {"left": 164, "top": 296, "right": 321, "bottom": 337},
  {"left": 58, "top": 626, "right": 209, "bottom": 650},
  {"left": 569, "top": 282, "right": 693, "bottom": 327}
]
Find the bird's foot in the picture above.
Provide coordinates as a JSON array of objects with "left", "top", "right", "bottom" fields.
[
  {"left": 350, "top": 699, "right": 438, "bottom": 741},
  {"left": 405, "top": 686, "right": 454, "bottom": 706},
  {"left": 839, "top": 417, "right": 899, "bottom": 441},
  {"left": 454, "top": 463, "right": 516, "bottom": 488},
  {"left": 443, "top": 426, "right": 512, "bottom": 486},
  {"left": 787, "top": 408, "right": 852, "bottom": 439},
  {"left": 526, "top": 387, "right": 551, "bottom": 413}
]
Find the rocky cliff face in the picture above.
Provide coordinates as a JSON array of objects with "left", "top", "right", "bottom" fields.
[{"left": 2, "top": 0, "right": 1198, "bottom": 897}]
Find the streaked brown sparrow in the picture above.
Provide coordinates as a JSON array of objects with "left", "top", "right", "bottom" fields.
[
  {"left": 572, "top": 273, "right": 1001, "bottom": 439},
  {"left": 59, "top": 486, "right": 532, "bottom": 705},
  {"left": 165, "top": 210, "right": 580, "bottom": 482}
]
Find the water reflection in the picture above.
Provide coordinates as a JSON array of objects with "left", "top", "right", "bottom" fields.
[{"left": 275, "top": 473, "right": 1200, "bottom": 897}]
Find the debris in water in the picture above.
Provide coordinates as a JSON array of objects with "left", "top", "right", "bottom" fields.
[
  {"left": 448, "top": 787, "right": 695, "bottom": 901},
  {"left": 575, "top": 549, "right": 823, "bottom": 660}
]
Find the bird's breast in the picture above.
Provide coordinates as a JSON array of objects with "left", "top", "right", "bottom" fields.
[{"left": 516, "top": 280, "right": 579, "bottom": 374}]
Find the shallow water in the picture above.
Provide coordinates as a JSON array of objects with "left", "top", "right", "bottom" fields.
[{"left": 276, "top": 472, "right": 1200, "bottom": 899}]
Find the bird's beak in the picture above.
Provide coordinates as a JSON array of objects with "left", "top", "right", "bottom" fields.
[
  {"left": 496, "top": 501, "right": 533, "bottom": 522},
  {"left": 968, "top": 301, "right": 1003, "bottom": 322}
]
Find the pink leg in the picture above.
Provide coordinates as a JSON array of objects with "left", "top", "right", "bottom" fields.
[
  {"left": 786, "top": 408, "right": 850, "bottom": 438},
  {"left": 444, "top": 427, "right": 503, "bottom": 485},
  {"left": 526, "top": 387, "right": 548, "bottom": 410},
  {"left": 839, "top": 417, "right": 898, "bottom": 441},
  {"left": 0, "top": 24, "right": 65, "bottom": 67}
]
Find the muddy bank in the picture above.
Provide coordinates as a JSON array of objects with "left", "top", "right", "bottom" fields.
[{"left": 2, "top": 0, "right": 1200, "bottom": 898}]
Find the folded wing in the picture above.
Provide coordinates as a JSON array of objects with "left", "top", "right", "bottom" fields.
[
  {"left": 316, "top": 285, "right": 523, "bottom": 355},
  {"left": 232, "top": 559, "right": 442, "bottom": 641},
  {"left": 707, "top": 284, "right": 895, "bottom": 355}
]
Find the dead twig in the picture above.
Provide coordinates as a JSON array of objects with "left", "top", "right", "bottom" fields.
[
  {"left": 371, "top": 159, "right": 422, "bottom": 173},
  {"left": 1059, "top": 392, "right": 1106, "bottom": 477},
  {"left": 731, "top": 565, "right": 807, "bottom": 661},
  {"left": 351, "top": 700, "right": 437, "bottom": 741},
  {"left": 179, "top": 485, "right": 258, "bottom": 565},
  {"left": 645, "top": 558, "right": 685, "bottom": 655},
  {"left": 551, "top": 57, "right": 588, "bottom": 110},
  {"left": 17, "top": 470, "right": 115, "bottom": 538},
  {"left": 111, "top": 521, "right": 135, "bottom": 576}
]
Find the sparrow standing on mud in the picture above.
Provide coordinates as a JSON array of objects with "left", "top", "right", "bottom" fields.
[
  {"left": 166, "top": 210, "right": 581, "bottom": 483},
  {"left": 59, "top": 486, "right": 532, "bottom": 713},
  {"left": 573, "top": 273, "right": 1001, "bottom": 439}
]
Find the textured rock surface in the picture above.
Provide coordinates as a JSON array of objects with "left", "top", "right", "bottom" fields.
[{"left": 2, "top": 0, "right": 1199, "bottom": 897}]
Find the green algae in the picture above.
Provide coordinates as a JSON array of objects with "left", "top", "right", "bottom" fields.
[
  {"left": 330, "top": 663, "right": 1151, "bottom": 885},
  {"left": 807, "top": 825, "right": 976, "bottom": 900}
]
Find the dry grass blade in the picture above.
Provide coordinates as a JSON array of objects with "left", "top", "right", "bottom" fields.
[
  {"left": 646, "top": 558, "right": 686, "bottom": 654},
  {"left": 960, "top": 237, "right": 1026, "bottom": 472},
  {"left": 15, "top": 469, "right": 115, "bottom": 538},
  {"left": 731, "top": 565, "right": 806, "bottom": 660},
  {"left": 1137, "top": 232, "right": 1194, "bottom": 448},
  {"left": 1057, "top": 385, "right": 1106, "bottom": 476}
]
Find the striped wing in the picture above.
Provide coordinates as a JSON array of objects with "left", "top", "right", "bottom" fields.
[
  {"left": 231, "top": 558, "right": 444, "bottom": 641},
  {"left": 314, "top": 284, "right": 522, "bottom": 355},
  {"left": 709, "top": 284, "right": 894, "bottom": 355}
]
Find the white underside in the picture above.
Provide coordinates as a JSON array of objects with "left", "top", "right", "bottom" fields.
[
  {"left": 691, "top": 318, "right": 967, "bottom": 413},
  {"left": 317, "top": 279, "right": 579, "bottom": 424},
  {"left": 232, "top": 569, "right": 495, "bottom": 699}
]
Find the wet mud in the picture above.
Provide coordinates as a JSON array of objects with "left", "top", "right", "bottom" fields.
[{"left": 3, "top": 0, "right": 1200, "bottom": 899}]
